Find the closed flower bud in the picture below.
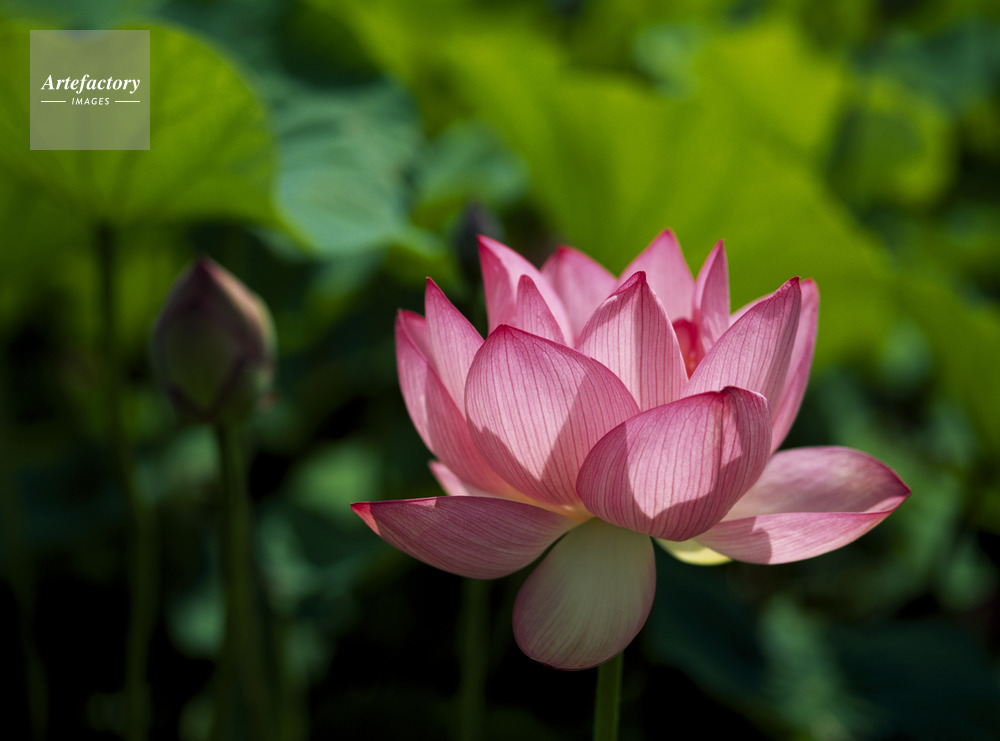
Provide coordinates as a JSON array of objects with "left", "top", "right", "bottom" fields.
[{"left": 151, "top": 258, "right": 275, "bottom": 425}]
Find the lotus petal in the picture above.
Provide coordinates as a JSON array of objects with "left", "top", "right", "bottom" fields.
[
  {"left": 576, "top": 272, "right": 686, "bottom": 410},
  {"left": 515, "top": 275, "right": 568, "bottom": 344},
  {"left": 769, "top": 279, "right": 818, "bottom": 451},
  {"left": 424, "top": 280, "right": 483, "bottom": 408},
  {"left": 684, "top": 278, "right": 801, "bottom": 420},
  {"left": 657, "top": 538, "right": 732, "bottom": 565},
  {"left": 698, "top": 447, "right": 911, "bottom": 563},
  {"left": 352, "top": 497, "right": 576, "bottom": 579},
  {"left": 692, "top": 241, "right": 730, "bottom": 356},
  {"left": 617, "top": 230, "right": 694, "bottom": 322},
  {"left": 396, "top": 313, "right": 513, "bottom": 494},
  {"left": 578, "top": 388, "right": 772, "bottom": 541},
  {"left": 513, "top": 518, "right": 654, "bottom": 669},
  {"left": 466, "top": 326, "right": 639, "bottom": 508},
  {"left": 541, "top": 246, "right": 617, "bottom": 341},
  {"left": 479, "top": 236, "right": 572, "bottom": 340}
]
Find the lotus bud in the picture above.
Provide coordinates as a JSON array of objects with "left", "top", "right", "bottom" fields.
[{"left": 151, "top": 258, "right": 275, "bottom": 425}]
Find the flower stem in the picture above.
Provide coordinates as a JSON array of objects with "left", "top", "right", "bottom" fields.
[
  {"left": 213, "top": 423, "right": 270, "bottom": 741},
  {"left": 593, "top": 652, "right": 624, "bottom": 741},
  {"left": 456, "top": 577, "right": 489, "bottom": 741},
  {"left": 98, "top": 223, "right": 155, "bottom": 741}
]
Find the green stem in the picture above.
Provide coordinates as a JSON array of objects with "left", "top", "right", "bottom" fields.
[
  {"left": 0, "top": 363, "right": 48, "bottom": 740},
  {"left": 98, "top": 224, "right": 155, "bottom": 741},
  {"left": 456, "top": 578, "right": 489, "bottom": 741},
  {"left": 213, "top": 424, "right": 270, "bottom": 741},
  {"left": 593, "top": 652, "right": 624, "bottom": 741}
]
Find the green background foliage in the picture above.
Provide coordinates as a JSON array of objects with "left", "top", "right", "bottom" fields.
[{"left": 1, "top": 0, "right": 998, "bottom": 738}]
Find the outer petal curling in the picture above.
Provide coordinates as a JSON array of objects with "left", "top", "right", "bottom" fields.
[
  {"left": 396, "top": 314, "right": 513, "bottom": 495},
  {"left": 424, "top": 280, "right": 484, "bottom": 409},
  {"left": 617, "top": 230, "right": 694, "bottom": 322},
  {"left": 684, "top": 278, "right": 801, "bottom": 420},
  {"left": 352, "top": 497, "right": 576, "bottom": 579},
  {"left": 466, "top": 326, "right": 639, "bottom": 508},
  {"left": 698, "top": 447, "right": 911, "bottom": 564},
  {"left": 479, "top": 236, "right": 573, "bottom": 340},
  {"left": 513, "top": 518, "right": 654, "bottom": 670},
  {"left": 578, "top": 388, "right": 772, "bottom": 541},
  {"left": 576, "top": 272, "right": 686, "bottom": 410},
  {"left": 541, "top": 246, "right": 617, "bottom": 341}
]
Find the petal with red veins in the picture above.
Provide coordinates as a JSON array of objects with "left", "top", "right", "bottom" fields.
[
  {"left": 513, "top": 518, "right": 654, "bottom": 670},
  {"left": 466, "top": 326, "right": 639, "bottom": 508},
  {"left": 397, "top": 310, "right": 432, "bottom": 360},
  {"left": 692, "top": 241, "right": 730, "bottom": 356},
  {"left": 576, "top": 272, "right": 686, "bottom": 410},
  {"left": 515, "top": 275, "right": 568, "bottom": 344},
  {"left": 424, "top": 279, "right": 483, "bottom": 408},
  {"left": 617, "top": 230, "right": 694, "bottom": 322},
  {"left": 541, "top": 246, "right": 617, "bottom": 340},
  {"left": 684, "top": 278, "right": 801, "bottom": 421},
  {"left": 351, "top": 497, "right": 576, "bottom": 579},
  {"left": 769, "top": 279, "right": 818, "bottom": 451},
  {"left": 698, "top": 447, "right": 910, "bottom": 564},
  {"left": 578, "top": 388, "right": 772, "bottom": 541},
  {"left": 397, "top": 314, "right": 513, "bottom": 494},
  {"left": 479, "top": 236, "right": 572, "bottom": 339}
]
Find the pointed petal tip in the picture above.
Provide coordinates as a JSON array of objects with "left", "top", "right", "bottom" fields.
[
  {"left": 700, "top": 447, "right": 910, "bottom": 564},
  {"left": 351, "top": 502, "right": 378, "bottom": 532},
  {"left": 355, "top": 496, "right": 576, "bottom": 579}
]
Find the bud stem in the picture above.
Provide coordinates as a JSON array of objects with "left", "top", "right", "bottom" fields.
[{"left": 212, "top": 423, "right": 271, "bottom": 741}]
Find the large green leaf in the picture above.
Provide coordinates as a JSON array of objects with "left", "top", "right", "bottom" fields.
[
  {"left": 263, "top": 79, "right": 427, "bottom": 258},
  {"left": 0, "top": 21, "right": 275, "bottom": 227},
  {"left": 358, "top": 16, "right": 899, "bottom": 366}
]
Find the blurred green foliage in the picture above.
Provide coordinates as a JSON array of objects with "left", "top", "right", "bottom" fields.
[{"left": 0, "top": 0, "right": 998, "bottom": 739}]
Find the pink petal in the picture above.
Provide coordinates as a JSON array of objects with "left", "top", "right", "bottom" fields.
[
  {"left": 396, "top": 314, "right": 513, "bottom": 495},
  {"left": 513, "top": 518, "right": 654, "bottom": 670},
  {"left": 514, "top": 275, "right": 568, "bottom": 344},
  {"left": 769, "top": 279, "right": 818, "bottom": 451},
  {"left": 617, "top": 230, "right": 694, "bottom": 323},
  {"left": 429, "top": 461, "right": 491, "bottom": 498},
  {"left": 479, "top": 236, "right": 573, "bottom": 340},
  {"left": 465, "top": 326, "right": 640, "bottom": 508},
  {"left": 398, "top": 310, "right": 432, "bottom": 360},
  {"left": 352, "top": 497, "right": 576, "bottom": 579},
  {"left": 424, "top": 280, "right": 484, "bottom": 408},
  {"left": 697, "top": 447, "right": 910, "bottom": 564},
  {"left": 541, "top": 246, "right": 617, "bottom": 341},
  {"left": 576, "top": 272, "right": 686, "bottom": 410},
  {"left": 684, "top": 278, "right": 802, "bottom": 421},
  {"left": 692, "top": 241, "right": 730, "bottom": 356},
  {"left": 428, "top": 461, "right": 538, "bottom": 505},
  {"left": 578, "top": 388, "right": 772, "bottom": 541}
]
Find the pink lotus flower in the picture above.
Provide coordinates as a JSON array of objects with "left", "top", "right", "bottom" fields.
[{"left": 353, "top": 231, "right": 909, "bottom": 670}]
